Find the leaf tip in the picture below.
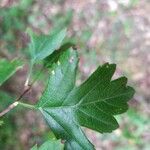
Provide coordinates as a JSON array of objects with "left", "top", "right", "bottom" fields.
[
  {"left": 103, "top": 63, "right": 116, "bottom": 70},
  {"left": 69, "top": 56, "right": 74, "bottom": 63},
  {"left": 127, "top": 86, "right": 136, "bottom": 98}
]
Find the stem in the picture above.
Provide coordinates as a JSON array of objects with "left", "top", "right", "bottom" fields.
[
  {"left": 25, "top": 62, "right": 33, "bottom": 86},
  {"left": 0, "top": 102, "right": 18, "bottom": 117},
  {"left": 16, "top": 86, "right": 32, "bottom": 101},
  {"left": 18, "top": 102, "right": 36, "bottom": 110},
  {"left": 0, "top": 101, "right": 36, "bottom": 117},
  {"left": 0, "top": 65, "right": 44, "bottom": 117}
]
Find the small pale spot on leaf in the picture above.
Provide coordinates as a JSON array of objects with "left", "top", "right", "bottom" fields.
[
  {"left": 106, "top": 65, "right": 109, "bottom": 68},
  {"left": 57, "top": 61, "right": 60, "bottom": 65},
  {"left": 52, "top": 70, "right": 55, "bottom": 75},
  {"left": 69, "top": 56, "right": 74, "bottom": 63}
]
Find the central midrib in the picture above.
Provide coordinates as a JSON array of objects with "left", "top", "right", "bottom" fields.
[{"left": 40, "top": 91, "right": 130, "bottom": 110}]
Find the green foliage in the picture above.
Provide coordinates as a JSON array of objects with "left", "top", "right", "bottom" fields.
[
  {"left": 44, "top": 42, "right": 75, "bottom": 68},
  {"left": 31, "top": 140, "right": 64, "bottom": 150},
  {"left": 36, "top": 48, "right": 135, "bottom": 149},
  {"left": 0, "top": 91, "right": 19, "bottom": 149},
  {"left": 28, "top": 28, "right": 66, "bottom": 65},
  {"left": 0, "top": 28, "right": 135, "bottom": 150},
  {"left": 0, "top": 59, "right": 22, "bottom": 86},
  {"left": 0, "top": 91, "right": 14, "bottom": 109},
  {"left": 0, "top": 113, "right": 18, "bottom": 149}
]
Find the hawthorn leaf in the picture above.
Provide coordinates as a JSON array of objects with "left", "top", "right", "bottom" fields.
[
  {"left": 29, "top": 28, "right": 67, "bottom": 65},
  {"left": 0, "top": 59, "right": 22, "bottom": 86},
  {"left": 31, "top": 140, "right": 63, "bottom": 150},
  {"left": 43, "top": 42, "right": 75, "bottom": 68},
  {"left": 36, "top": 49, "right": 135, "bottom": 150}
]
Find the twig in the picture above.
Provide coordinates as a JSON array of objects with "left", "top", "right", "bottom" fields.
[
  {"left": 18, "top": 102, "right": 36, "bottom": 110},
  {"left": 24, "top": 62, "right": 33, "bottom": 87},
  {"left": 0, "top": 67, "right": 44, "bottom": 117},
  {"left": 0, "top": 85, "right": 32, "bottom": 117},
  {"left": 0, "top": 101, "right": 36, "bottom": 117},
  {"left": 0, "top": 102, "right": 18, "bottom": 117}
]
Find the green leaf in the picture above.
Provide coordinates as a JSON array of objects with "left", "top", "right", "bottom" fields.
[
  {"left": 37, "top": 49, "right": 135, "bottom": 149},
  {"left": 0, "top": 59, "right": 22, "bottom": 86},
  {"left": 29, "top": 28, "right": 67, "bottom": 65},
  {"left": 31, "top": 140, "right": 64, "bottom": 150},
  {"left": 43, "top": 42, "right": 75, "bottom": 68},
  {"left": 31, "top": 145, "right": 38, "bottom": 150},
  {"left": 0, "top": 91, "right": 14, "bottom": 111}
]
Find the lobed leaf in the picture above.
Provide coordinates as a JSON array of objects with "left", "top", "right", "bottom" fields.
[
  {"left": 43, "top": 42, "right": 75, "bottom": 68},
  {"left": 29, "top": 28, "right": 67, "bottom": 65},
  {"left": 37, "top": 48, "right": 135, "bottom": 149}
]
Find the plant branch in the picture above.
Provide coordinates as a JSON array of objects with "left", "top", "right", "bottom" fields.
[
  {"left": 18, "top": 102, "right": 36, "bottom": 109},
  {"left": 25, "top": 62, "right": 33, "bottom": 86},
  {"left": 0, "top": 67, "right": 44, "bottom": 117},
  {"left": 0, "top": 102, "right": 36, "bottom": 117},
  {"left": 0, "top": 102, "right": 18, "bottom": 117}
]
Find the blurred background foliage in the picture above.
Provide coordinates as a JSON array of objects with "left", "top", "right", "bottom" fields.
[{"left": 0, "top": 0, "right": 150, "bottom": 150}]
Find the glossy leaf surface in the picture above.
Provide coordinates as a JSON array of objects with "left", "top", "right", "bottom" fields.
[
  {"left": 37, "top": 48, "right": 135, "bottom": 149},
  {"left": 29, "top": 28, "right": 66, "bottom": 65}
]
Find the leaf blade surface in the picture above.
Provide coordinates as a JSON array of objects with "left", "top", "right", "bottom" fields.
[{"left": 37, "top": 49, "right": 135, "bottom": 149}]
